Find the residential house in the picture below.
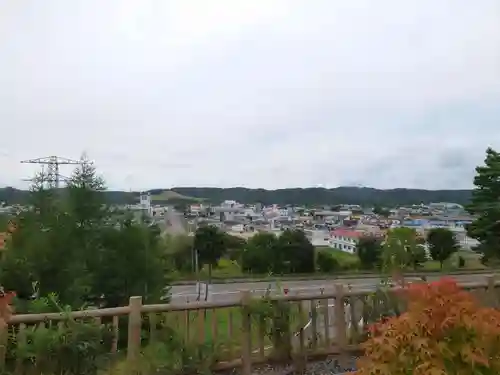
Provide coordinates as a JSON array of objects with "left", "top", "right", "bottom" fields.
[{"left": 329, "top": 229, "right": 363, "bottom": 254}]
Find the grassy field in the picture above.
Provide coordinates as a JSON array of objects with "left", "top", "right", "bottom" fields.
[
  {"left": 422, "top": 250, "right": 485, "bottom": 271},
  {"left": 326, "top": 248, "right": 485, "bottom": 271},
  {"left": 177, "top": 248, "right": 487, "bottom": 283},
  {"left": 323, "top": 248, "right": 360, "bottom": 269},
  {"left": 150, "top": 189, "right": 203, "bottom": 202}
]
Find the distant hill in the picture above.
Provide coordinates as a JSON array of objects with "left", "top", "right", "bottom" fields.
[
  {"left": 147, "top": 189, "right": 203, "bottom": 204},
  {"left": 0, "top": 187, "right": 201, "bottom": 206},
  {"left": 0, "top": 186, "right": 472, "bottom": 207},
  {"left": 0, "top": 187, "right": 138, "bottom": 206},
  {"left": 170, "top": 187, "right": 473, "bottom": 207}
]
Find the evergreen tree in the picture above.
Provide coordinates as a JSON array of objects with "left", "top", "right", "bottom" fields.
[
  {"left": 1, "top": 156, "right": 169, "bottom": 309},
  {"left": 95, "top": 215, "right": 167, "bottom": 307},
  {"left": 2, "top": 172, "right": 87, "bottom": 305},
  {"left": 466, "top": 147, "right": 500, "bottom": 263}
]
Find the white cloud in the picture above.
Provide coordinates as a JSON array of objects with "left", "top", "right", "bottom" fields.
[{"left": 1, "top": 0, "right": 499, "bottom": 190}]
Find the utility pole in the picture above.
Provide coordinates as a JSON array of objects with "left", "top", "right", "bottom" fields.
[{"left": 20, "top": 155, "right": 83, "bottom": 189}]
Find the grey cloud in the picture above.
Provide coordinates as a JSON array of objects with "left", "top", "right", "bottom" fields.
[
  {"left": 1, "top": 0, "right": 500, "bottom": 190},
  {"left": 438, "top": 150, "right": 470, "bottom": 170}
]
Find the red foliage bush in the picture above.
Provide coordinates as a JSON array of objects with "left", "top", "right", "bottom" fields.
[
  {"left": 0, "top": 290, "right": 15, "bottom": 329},
  {"left": 355, "top": 278, "right": 500, "bottom": 375}
]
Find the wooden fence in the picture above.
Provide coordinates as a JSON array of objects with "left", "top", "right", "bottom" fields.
[{"left": 2, "top": 276, "right": 500, "bottom": 375}]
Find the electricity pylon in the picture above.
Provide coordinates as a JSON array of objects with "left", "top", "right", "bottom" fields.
[{"left": 20, "top": 156, "right": 83, "bottom": 189}]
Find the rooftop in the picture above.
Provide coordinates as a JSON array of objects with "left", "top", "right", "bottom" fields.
[{"left": 331, "top": 229, "right": 363, "bottom": 239}]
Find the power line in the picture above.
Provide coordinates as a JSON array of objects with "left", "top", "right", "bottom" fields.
[{"left": 20, "top": 155, "right": 83, "bottom": 189}]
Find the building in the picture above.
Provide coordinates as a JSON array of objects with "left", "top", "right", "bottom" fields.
[
  {"left": 429, "top": 202, "right": 464, "bottom": 211},
  {"left": 305, "top": 229, "right": 331, "bottom": 247},
  {"left": 329, "top": 229, "right": 363, "bottom": 254}
]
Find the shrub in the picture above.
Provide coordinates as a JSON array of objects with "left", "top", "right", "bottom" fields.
[
  {"left": 248, "top": 282, "right": 295, "bottom": 362},
  {"left": 362, "top": 281, "right": 402, "bottom": 324},
  {"left": 316, "top": 250, "right": 339, "bottom": 273},
  {"left": 6, "top": 293, "right": 114, "bottom": 375},
  {"left": 109, "top": 323, "right": 222, "bottom": 375},
  {"left": 355, "top": 278, "right": 500, "bottom": 375},
  {"left": 0, "top": 289, "right": 14, "bottom": 329},
  {"left": 11, "top": 318, "right": 114, "bottom": 375}
]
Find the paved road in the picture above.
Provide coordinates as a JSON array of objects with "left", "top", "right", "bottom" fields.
[
  {"left": 164, "top": 209, "right": 188, "bottom": 235},
  {"left": 170, "top": 272, "right": 495, "bottom": 303}
]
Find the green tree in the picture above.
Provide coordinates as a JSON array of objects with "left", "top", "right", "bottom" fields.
[
  {"left": 382, "top": 228, "right": 422, "bottom": 271},
  {"left": 427, "top": 228, "right": 460, "bottom": 269},
  {"left": 241, "top": 232, "right": 278, "bottom": 274},
  {"left": 277, "top": 229, "right": 315, "bottom": 274},
  {"left": 466, "top": 147, "right": 500, "bottom": 263},
  {"left": 2, "top": 173, "right": 88, "bottom": 305},
  {"left": 1, "top": 157, "right": 169, "bottom": 309},
  {"left": 94, "top": 217, "right": 167, "bottom": 307},
  {"left": 316, "top": 250, "right": 339, "bottom": 273},
  {"left": 409, "top": 240, "right": 427, "bottom": 270},
  {"left": 356, "top": 235, "right": 383, "bottom": 269},
  {"left": 193, "top": 225, "right": 228, "bottom": 285},
  {"left": 241, "top": 230, "right": 315, "bottom": 274},
  {"left": 163, "top": 234, "right": 195, "bottom": 273},
  {"left": 223, "top": 233, "right": 247, "bottom": 262},
  {"left": 373, "top": 206, "right": 390, "bottom": 217},
  {"left": 64, "top": 157, "right": 110, "bottom": 302}
]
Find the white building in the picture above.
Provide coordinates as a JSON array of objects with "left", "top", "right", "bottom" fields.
[
  {"left": 305, "top": 230, "right": 331, "bottom": 247},
  {"left": 329, "top": 229, "right": 363, "bottom": 254}
]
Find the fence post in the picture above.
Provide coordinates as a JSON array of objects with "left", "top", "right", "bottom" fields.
[
  {"left": 487, "top": 275, "right": 497, "bottom": 307},
  {"left": 240, "top": 290, "right": 252, "bottom": 375},
  {"left": 334, "top": 284, "right": 348, "bottom": 368},
  {"left": 127, "top": 296, "right": 143, "bottom": 373},
  {"left": 294, "top": 290, "right": 306, "bottom": 374}
]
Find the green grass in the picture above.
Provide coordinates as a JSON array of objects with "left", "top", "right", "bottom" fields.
[
  {"left": 327, "top": 248, "right": 360, "bottom": 269},
  {"left": 150, "top": 189, "right": 203, "bottom": 202},
  {"left": 171, "top": 249, "right": 489, "bottom": 284},
  {"left": 423, "top": 250, "right": 486, "bottom": 271},
  {"left": 317, "top": 247, "right": 485, "bottom": 273}
]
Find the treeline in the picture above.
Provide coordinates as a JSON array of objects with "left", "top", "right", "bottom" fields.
[
  {"left": 0, "top": 186, "right": 472, "bottom": 207},
  {"left": 167, "top": 225, "right": 466, "bottom": 279},
  {"left": 170, "top": 186, "right": 472, "bottom": 206},
  {"left": 0, "top": 186, "right": 138, "bottom": 206}
]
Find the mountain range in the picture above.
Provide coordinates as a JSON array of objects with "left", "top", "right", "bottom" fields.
[{"left": 0, "top": 186, "right": 472, "bottom": 207}]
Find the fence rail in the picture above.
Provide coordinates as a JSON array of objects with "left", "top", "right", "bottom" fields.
[{"left": 2, "top": 276, "right": 500, "bottom": 375}]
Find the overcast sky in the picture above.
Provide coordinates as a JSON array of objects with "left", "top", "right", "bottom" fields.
[{"left": 1, "top": 0, "right": 499, "bottom": 191}]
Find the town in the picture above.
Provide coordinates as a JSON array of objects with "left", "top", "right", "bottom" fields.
[
  {"left": 122, "top": 193, "right": 478, "bottom": 253},
  {"left": 0, "top": 190, "right": 478, "bottom": 261}
]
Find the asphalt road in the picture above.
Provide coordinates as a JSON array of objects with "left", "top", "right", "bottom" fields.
[{"left": 170, "top": 272, "right": 496, "bottom": 303}]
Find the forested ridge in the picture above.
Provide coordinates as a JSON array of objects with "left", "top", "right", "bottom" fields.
[{"left": 0, "top": 186, "right": 471, "bottom": 206}]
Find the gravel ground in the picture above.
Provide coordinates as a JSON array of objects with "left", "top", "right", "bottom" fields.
[{"left": 217, "top": 356, "right": 358, "bottom": 375}]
